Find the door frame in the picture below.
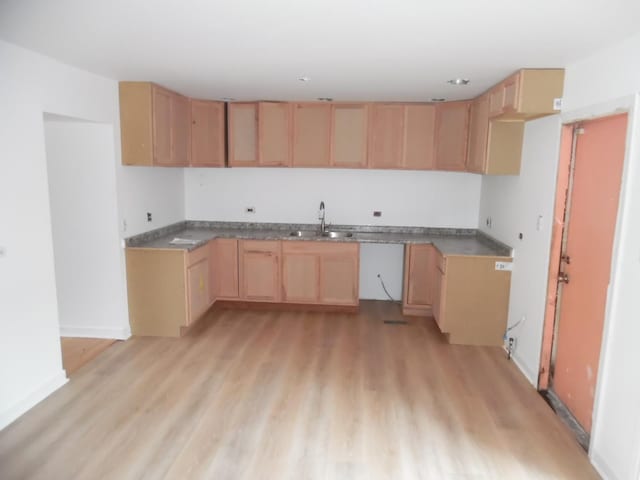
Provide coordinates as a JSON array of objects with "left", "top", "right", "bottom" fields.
[{"left": 537, "top": 102, "right": 635, "bottom": 446}]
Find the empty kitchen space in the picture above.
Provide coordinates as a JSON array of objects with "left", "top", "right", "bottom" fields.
[{"left": 2, "top": 2, "right": 640, "bottom": 480}]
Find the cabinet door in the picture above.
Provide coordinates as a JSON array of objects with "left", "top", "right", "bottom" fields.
[
  {"left": 152, "top": 86, "right": 172, "bottom": 165},
  {"left": 331, "top": 104, "right": 368, "bottom": 168},
  {"left": 502, "top": 75, "right": 520, "bottom": 113},
  {"left": 403, "top": 104, "right": 436, "bottom": 170},
  {"left": 170, "top": 94, "right": 190, "bottom": 166},
  {"left": 368, "top": 104, "right": 404, "bottom": 169},
  {"left": 240, "top": 241, "right": 280, "bottom": 301},
  {"left": 212, "top": 239, "right": 239, "bottom": 299},
  {"left": 228, "top": 103, "right": 258, "bottom": 166},
  {"left": 435, "top": 101, "right": 470, "bottom": 171},
  {"left": 319, "top": 253, "right": 359, "bottom": 305},
  {"left": 488, "top": 87, "right": 505, "bottom": 117},
  {"left": 404, "top": 244, "right": 434, "bottom": 306},
  {"left": 187, "top": 259, "right": 209, "bottom": 325},
  {"left": 259, "top": 102, "right": 291, "bottom": 166},
  {"left": 282, "top": 253, "right": 319, "bottom": 303},
  {"left": 292, "top": 103, "right": 331, "bottom": 167},
  {"left": 190, "top": 100, "right": 225, "bottom": 167},
  {"left": 467, "top": 95, "right": 489, "bottom": 173}
]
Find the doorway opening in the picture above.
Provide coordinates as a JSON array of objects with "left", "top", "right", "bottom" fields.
[{"left": 538, "top": 113, "right": 628, "bottom": 449}]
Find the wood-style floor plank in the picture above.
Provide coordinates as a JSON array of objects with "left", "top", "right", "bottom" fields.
[{"left": 0, "top": 301, "right": 599, "bottom": 480}]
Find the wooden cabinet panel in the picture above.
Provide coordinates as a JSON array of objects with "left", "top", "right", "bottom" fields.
[
  {"left": 435, "top": 101, "right": 471, "bottom": 171},
  {"left": 485, "top": 121, "right": 525, "bottom": 175},
  {"left": 282, "top": 253, "right": 319, "bottom": 302},
  {"left": 402, "top": 244, "right": 434, "bottom": 315},
  {"left": 119, "top": 82, "right": 153, "bottom": 166},
  {"left": 228, "top": 103, "right": 258, "bottom": 166},
  {"left": 467, "top": 95, "right": 489, "bottom": 173},
  {"left": 320, "top": 252, "right": 359, "bottom": 305},
  {"left": 431, "top": 248, "right": 445, "bottom": 329},
  {"left": 403, "top": 104, "right": 436, "bottom": 170},
  {"left": 190, "top": 100, "right": 225, "bottom": 167},
  {"left": 187, "top": 258, "right": 209, "bottom": 325},
  {"left": 368, "top": 104, "right": 405, "bottom": 169},
  {"left": 259, "top": 102, "right": 291, "bottom": 166},
  {"left": 211, "top": 239, "right": 239, "bottom": 299},
  {"left": 240, "top": 240, "right": 280, "bottom": 301},
  {"left": 152, "top": 86, "right": 172, "bottom": 165},
  {"left": 331, "top": 104, "right": 368, "bottom": 168},
  {"left": 292, "top": 103, "right": 331, "bottom": 167},
  {"left": 170, "top": 94, "right": 191, "bottom": 166}
]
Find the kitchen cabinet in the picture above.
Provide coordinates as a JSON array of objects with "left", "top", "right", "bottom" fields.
[
  {"left": 292, "top": 103, "right": 332, "bottom": 167},
  {"left": 239, "top": 240, "right": 281, "bottom": 301},
  {"left": 467, "top": 96, "right": 525, "bottom": 175},
  {"left": 402, "top": 244, "right": 435, "bottom": 316},
  {"left": 119, "top": 82, "right": 190, "bottom": 166},
  {"left": 259, "top": 102, "right": 291, "bottom": 166},
  {"left": 331, "top": 104, "right": 368, "bottom": 168},
  {"left": 190, "top": 100, "right": 225, "bottom": 167},
  {"left": 488, "top": 69, "right": 564, "bottom": 120},
  {"left": 228, "top": 102, "right": 259, "bottom": 166},
  {"left": 433, "top": 253, "right": 512, "bottom": 346},
  {"left": 403, "top": 104, "right": 436, "bottom": 170},
  {"left": 282, "top": 241, "right": 359, "bottom": 306},
  {"left": 368, "top": 104, "right": 405, "bottom": 169},
  {"left": 211, "top": 238, "right": 239, "bottom": 299},
  {"left": 435, "top": 101, "right": 471, "bottom": 171},
  {"left": 125, "top": 244, "right": 213, "bottom": 337}
]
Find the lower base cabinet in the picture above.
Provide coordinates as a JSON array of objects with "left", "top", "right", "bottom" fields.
[
  {"left": 126, "top": 244, "right": 212, "bottom": 337},
  {"left": 282, "top": 241, "right": 359, "bottom": 306},
  {"left": 239, "top": 240, "right": 281, "bottom": 302},
  {"left": 402, "top": 244, "right": 435, "bottom": 316}
]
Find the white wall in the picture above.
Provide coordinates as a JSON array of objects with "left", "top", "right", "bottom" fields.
[
  {"left": 478, "top": 115, "right": 562, "bottom": 383},
  {"left": 0, "top": 40, "right": 184, "bottom": 430},
  {"left": 44, "top": 118, "right": 130, "bottom": 339},
  {"left": 560, "top": 31, "right": 640, "bottom": 480},
  {"left": 185, "top": 167, "right": 482, "bottom": 298},
  {"left": 185, "top": 168, "right": 482, "bottom": 227}
]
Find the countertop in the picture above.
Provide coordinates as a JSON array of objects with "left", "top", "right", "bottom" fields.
[{"left": 125, "top": 221, "right": 512, "bottom": 257}]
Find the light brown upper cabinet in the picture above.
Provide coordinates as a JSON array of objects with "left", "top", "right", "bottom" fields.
[
  {"left": 119, "top": 82, "right": 191, "bottom": 166},
  {"left": 468, "top": 93, "right": 525, "bottom": 175},
  {"left": 292, "top": 103, "right": 332, "bottom": 167},
  {"left": 331, "top": 104, "right": 368, "bottom": 168},
  {"left": 488, "top": 69, "right": 564, "bottom": 120},
  {"left": 228, "top": 102, "right": 259, "bottom": 166},
  {"left": 368, "top": 104, "right": 405, "bottom": 169},
  {"left": 435, "top": 101, "right": 471, "bottom": 171},
  {"left": 190, "top": 100, "right": 225, "bottom": 167},
  {"left": 403, "top": 104, "right": 436, "bottom": 170},
  {"left": 258, "top": 102, "right": 291, "bottom": 166}
]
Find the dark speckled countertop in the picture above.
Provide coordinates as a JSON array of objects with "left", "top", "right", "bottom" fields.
[{"left": 125, "top": 221, "right": 512, "bottom": 257}]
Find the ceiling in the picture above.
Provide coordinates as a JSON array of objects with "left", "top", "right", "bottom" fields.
[{"left": 1, "top": 0, "right": 640, "bottom": 102}]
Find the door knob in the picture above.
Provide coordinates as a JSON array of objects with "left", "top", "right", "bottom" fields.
[{"left": 558, "top": 272, "right": 570, "bottom": 284}]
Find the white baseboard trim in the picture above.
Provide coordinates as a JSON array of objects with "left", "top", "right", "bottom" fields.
[
  {"left": 511, "top": 352, "right": 538, "bottom": 387},
  {"left": 0, "top": 370, "right": 68, "bottom": 431},
  {"left": 59, "top": 325, "right": 131, "bottom": 340},
  {"left": 590, "top": 450, "right": 618, "bottom": 480}
]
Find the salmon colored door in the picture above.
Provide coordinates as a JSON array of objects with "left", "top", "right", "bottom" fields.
[{"left": 552, "top": 114, "right": 627, "bottom": 433}]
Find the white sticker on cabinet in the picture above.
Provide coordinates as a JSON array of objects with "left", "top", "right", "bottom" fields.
[{"left": 495, "top": 261, "right": 513, "bottom": 271}]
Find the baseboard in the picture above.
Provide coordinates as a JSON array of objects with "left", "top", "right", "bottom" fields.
[
  {"left": 511, "top": 351, "right": 538, "bottom": 387},
  {"left": 59, "top": 325, "right": 131, "bottom": 340},
  {"left": 589, "top": 450, "right": 618, "bottom": 480},
  {"left": 0, "top": 370, "right": 68, "bottom": 431}
]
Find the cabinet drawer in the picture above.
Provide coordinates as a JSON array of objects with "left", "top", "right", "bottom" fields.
[
  {"left": 282, "top": 240, "right": 357, "bottom": 256},
  {"left": 187, "top": 244, "right": 209, "bottom": 267},
  {"left": 241, "top": 240, "right": 280, "bottom": 254}
]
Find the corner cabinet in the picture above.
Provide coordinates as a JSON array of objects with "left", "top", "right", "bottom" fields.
[
  {"left": 125, "top": 245, "right": 213, "bottom": 337},
  {"left": 119, "top": 82, "right": 190, "bottom": 166}
]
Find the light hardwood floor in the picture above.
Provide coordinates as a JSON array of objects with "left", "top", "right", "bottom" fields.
[
  {"left": 60, "top": 337, "right": 117, "bottom": 376},
  {"left": 0, "top": 301, "right": 598, "bottom": 479}
]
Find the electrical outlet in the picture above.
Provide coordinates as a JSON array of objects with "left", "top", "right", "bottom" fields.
[
  {"left": 122, "top": 219, "right": 128, "bottom": 232},
  {"left": 147, "top": 212, "right": 152, "bottom": 222},
  {"left": 245, "top": 207, "right": 256, "bottom": 214},
  {"left": 373, "top": 211, "right": 382, "bottom": 217},
  {"left": 486, "top": 216, "right": 492, "bottom": 228}
]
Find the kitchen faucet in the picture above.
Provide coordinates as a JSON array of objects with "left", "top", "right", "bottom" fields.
[{"left": 319, "top": 201, "right": 326, "bottom": 233}]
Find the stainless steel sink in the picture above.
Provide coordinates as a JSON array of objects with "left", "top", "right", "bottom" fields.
[
  {"left": 288, "top": 230, "right": 354, "bottom": 239},
  {"left": 289, "top": 230, "right": 319, "bottom": 238},
  {"left": 321, "top": 231, "right": 353, "bottom": 239}
]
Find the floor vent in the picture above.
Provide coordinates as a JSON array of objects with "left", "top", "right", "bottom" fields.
[{"left": 383, "top": 320, "right": 409, "bottom": 325}]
